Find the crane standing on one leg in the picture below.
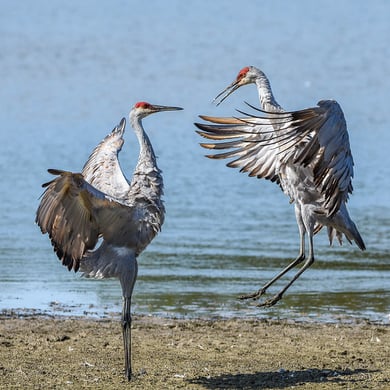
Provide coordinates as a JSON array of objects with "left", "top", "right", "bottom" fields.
[
  {"left": 36, "top": 102, "right": 182, "bottom": 380},
  {"left": 196, "top": 66, "right": 365, "bottom": 307}
]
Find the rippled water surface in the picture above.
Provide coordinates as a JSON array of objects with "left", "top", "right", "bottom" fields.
[{"left": 1, "top": 0, "right": 389, "bottom": 323}]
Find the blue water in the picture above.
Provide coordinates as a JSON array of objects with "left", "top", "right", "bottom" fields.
[{"left": 0, "top": 0, "right": 389, "bottom": 323}]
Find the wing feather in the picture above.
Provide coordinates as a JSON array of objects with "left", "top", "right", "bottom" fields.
[
  {"left": 82, "top": 118, "right": 130, "bottom": 198},
  {"left": 195, "top": 117, "right": 280, "bottom": 183},
  {"left": 36, "top": 170, "right": 133, "bottom": 271},
  {"left": 288, "top": 100, "right": 354, "bottom": 214},
  {"left": 196, "top": 100, "right": 354, "bottom": 216}
]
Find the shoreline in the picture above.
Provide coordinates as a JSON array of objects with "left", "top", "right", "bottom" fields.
[
  {"left": 1, "top": 313, "right": 389, "bottom": 389},
  {"left": 1, "top": 306, "right": 388, "bottom": 326}
]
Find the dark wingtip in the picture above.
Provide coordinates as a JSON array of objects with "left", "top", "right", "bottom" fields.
[
  {"left": 357, "top": 237, "right": 366, "bottom": 251},
  {"left": 111, "top": 117, "right": 126, "bottom": 135},
  {"left": 47, "top": 168, "right": 64, "bottom": 175},
  {"left": 42, "top": 169, "right": 66, "bottom": 187}
]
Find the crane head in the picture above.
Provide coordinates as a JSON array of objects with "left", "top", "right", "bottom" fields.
[
  {"left": 131, "top": 102, "right": 183, "bottom": 119},
  {"left": 213, "top": 66, "right": 259, "bottom": 106}
]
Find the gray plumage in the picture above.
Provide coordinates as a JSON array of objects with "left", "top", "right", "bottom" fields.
[
  {"left": 36, "top": 102, "right": 182, "bottom": 380},
  {"left": 195, "top": 66, "right": 365, "bottom": 307}
]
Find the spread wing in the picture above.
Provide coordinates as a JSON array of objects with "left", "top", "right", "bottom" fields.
[
  {"left": 195, "top": 100, "right": 354, "bottom": 216},
  {"left": 268, "top": 99, "right": 354, "bottom": 215},
  {"left": 82, "top": 118, "right": 130, "bottom": 198},
  {"left": 195, "top": 115, "right": 281, "bottom": 183},
  {"left": 35, "top": 169, "right": 138, "bottom": 272}
]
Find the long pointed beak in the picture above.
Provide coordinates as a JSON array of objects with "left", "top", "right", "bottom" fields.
[
  {"left": 152, "top": 104, "right": 183, "bottom": 113},
  {"left": 213, "top": 80, "right": 241, "bottom": 106}
]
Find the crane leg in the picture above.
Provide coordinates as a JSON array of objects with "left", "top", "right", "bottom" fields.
[
  {"left": 122, "top": 296, "right": 132, "bottom": 381},
  {"left": 257, "top": 233, "right": 315, "bottom": 307},
  {"left": 239, "top": 211, "right": 306, "bottom": 301},
  {"left": 239, "top": 253, "right": 305, "bottom": 300}
]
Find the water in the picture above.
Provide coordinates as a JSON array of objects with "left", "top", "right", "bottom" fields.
[{"left": 0, "top": 0, "right": 389, "bottom": 323}]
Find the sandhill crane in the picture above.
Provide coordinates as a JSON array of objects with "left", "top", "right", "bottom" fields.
[
  {"left": 195, "top": 66, "right": 365, "bottom": 307},
  {"left": 36, "top": 102, "right": 183, "bottom": 380}
]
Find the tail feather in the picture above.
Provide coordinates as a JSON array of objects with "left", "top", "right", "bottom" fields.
[
  {"left": 347, "top": 224, "right": 366, "bottom": 251},
  {"left": 80, "top": 242, "right": 137, "bottom": 279},
  {"left": 327, "top": 222, "right": 365, "bottom": 251},
  {"left": 325, "top": 204, "right": 366, "bottom": 251}
]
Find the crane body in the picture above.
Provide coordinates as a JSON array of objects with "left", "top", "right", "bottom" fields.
[
  {"left": 196, "top": 66, "right": 365, "bottom": 307},
  {"left": 36, "top": 102, "right": 182, "bottom": 380}
]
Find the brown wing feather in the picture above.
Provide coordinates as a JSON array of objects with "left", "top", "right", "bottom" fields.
[
  {"left": 199, "top": 115, "right": 245, "bottom": 124},
  {"left": 36, "top": 170, "right": 108, "bottom": 271},
  {"left": 36, "top": 169, "right": 161, "bottom": 271}
]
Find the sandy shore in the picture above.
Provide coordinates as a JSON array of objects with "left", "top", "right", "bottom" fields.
[{"left": 0, "top": 313, "right": 389, "bottom": 389}]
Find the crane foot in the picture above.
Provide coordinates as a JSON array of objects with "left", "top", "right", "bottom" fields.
[
  {"left": 238, "top": 288, "right": 266, "bottom": 301},
  {"left": 257, "top": 294, "right": 283, "bottom": 307}
]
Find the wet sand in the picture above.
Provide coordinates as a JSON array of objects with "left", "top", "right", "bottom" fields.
[{"left": 0, "top": 313, "right": 389, "bottom": 389}]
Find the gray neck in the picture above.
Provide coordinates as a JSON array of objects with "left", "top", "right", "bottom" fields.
[
  {"left": 132, "top": 115, "right": 157, "bottom": 168},
  {"left": 129, "top": 114, "right": 163, "bottom": 199},
  {"left": 254, "top": 69, "right": 283, "bottom": 112}
]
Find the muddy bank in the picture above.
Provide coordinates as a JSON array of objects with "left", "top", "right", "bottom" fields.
[{"left": 0, "top": 314, "right": 389, "bottom": 389}]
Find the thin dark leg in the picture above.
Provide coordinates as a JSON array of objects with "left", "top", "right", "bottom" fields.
[
  {"left": 122, "top": 296, "right": 132, "bottom": 381},
  {"left": 240, "top": 211, "right": 306, "bottom": 301},
  {"left": 239, "top": 253, "right": 305, "bottom": 300},
  {"left": 258, "top": 233, "right": 315, "bottom": 307}
]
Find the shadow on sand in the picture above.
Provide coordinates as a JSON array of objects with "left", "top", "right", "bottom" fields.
[{"left": 187, "top": 368, "right": 373, "bottom": 389}]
